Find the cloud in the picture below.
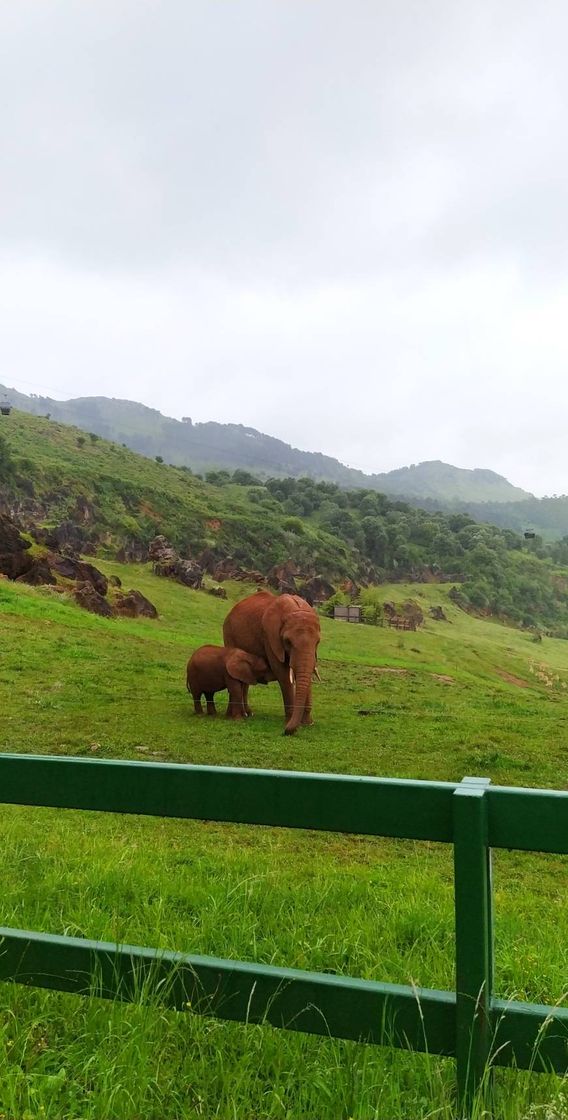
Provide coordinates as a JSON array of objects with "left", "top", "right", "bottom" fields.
[{"left": 1, "top": 1, "right": 567, "bottom": 495}]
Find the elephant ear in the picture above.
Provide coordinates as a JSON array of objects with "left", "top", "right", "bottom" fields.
[
  {"left": 263, "top": 601, "right": 286, "bottom": 663},
  {"left": 226, "top": 650, "right": 260, "bottom": 684}
]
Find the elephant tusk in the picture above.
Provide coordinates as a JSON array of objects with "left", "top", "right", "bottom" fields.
[
  {"left": 313, "top": 666, "right": 322, "bottom": 682},
  {"left": 289, "top": 667, "right": 296, "bottom": 687}
]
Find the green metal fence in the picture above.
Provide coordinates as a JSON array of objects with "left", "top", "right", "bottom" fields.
[{"left": 0, "top": 753, "right": 567, "bottom": 1111}]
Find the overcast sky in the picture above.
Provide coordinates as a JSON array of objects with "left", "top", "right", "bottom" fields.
[{"left": 2, "top": 2, "right": 568, "bottom": 496}]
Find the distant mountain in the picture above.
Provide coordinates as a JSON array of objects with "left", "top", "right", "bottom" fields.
[
  {"left": 0, "top": 384, "right": 532, "bottom": 505},
  {"left": 368, "top": 461, "right": 531, "bottom": 503}
]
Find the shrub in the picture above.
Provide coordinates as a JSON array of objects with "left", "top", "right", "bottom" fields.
[
  {"left": 361, "top": 602, "right": 383, "bottom": 626},
  {"left": 232, "top": 470, "right": 261, "bottom": 486},
  {"left": 283, "top": 517, "right": 305, "bottom": 536},
  {"left": 205, "top": 470, "right": 231, "bottom": 486},
  {"left": 321, "top": 591, "right": 349, "bottom": 617}
]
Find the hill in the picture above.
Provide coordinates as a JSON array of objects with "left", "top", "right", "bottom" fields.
[
  {"left": 0, "top": 569, "right": 567, "bottom": 1116},
  {"left": 415, "top": 492, "right": 568, "bottom": 540},
  {"left": 370, "top": 460, "right": 530, "bottom": 502},
  {"left": 0, "top": 410, "right": 352, "bottom": 577},
  {"left": 3, "top": 409, "right": 568, "bottom": 636},
  {"left": 1, "top": 383, "right": 531, "bottom": 502}
]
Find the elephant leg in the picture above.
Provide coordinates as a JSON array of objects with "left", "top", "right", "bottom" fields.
[
  {"left": 226, "top": 682, "right": 245, "bottom": 720},
  {"left": 205, "top": 691, "right": 217, "bottom": 717},
  {"left": 193, "top": 695, "right": 204, "bottom": 715},
  {"left": 242, "top": 683, "right": 253, "bottom": 717}
]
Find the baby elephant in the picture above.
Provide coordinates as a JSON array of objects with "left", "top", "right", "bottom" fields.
[{"left": 186, "top": 645, "right": 272, "bottom": 719}]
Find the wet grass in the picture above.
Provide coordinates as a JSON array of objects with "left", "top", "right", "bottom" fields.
[{"left": 0, "top": 570, "right": 567, "bottom": 1117}]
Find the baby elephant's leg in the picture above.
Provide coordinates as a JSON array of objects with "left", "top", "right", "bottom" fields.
[
  {"left": 204, "top": 691, "right": 217, "bottom": 716},
  {"left": 226, "top": 680, "right": 246, "bottom": 719},
  {"left": 242, "top": 683, "right": 253, "bottom": 717}
]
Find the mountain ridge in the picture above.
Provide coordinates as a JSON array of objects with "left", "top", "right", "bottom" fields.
[{"left": 0, "top": 383, "right": 532, "bottom": 504}]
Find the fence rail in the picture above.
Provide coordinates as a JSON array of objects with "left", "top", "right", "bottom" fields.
[{"left": 0, "top": 753, "right": 567, "bottom": 1111}]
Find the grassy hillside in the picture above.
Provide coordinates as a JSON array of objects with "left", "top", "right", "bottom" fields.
[
  {"left": 0, "top": 572, "right": 567, "bottom": 1118},
  {"left": 3, "top": 409, "right": 568, "bottom": 635},
  {"left": 263, "top": 476, "right": 568, "bottom": 634},
  {"left": 1, "top": 384, "right": 532, "bottom": 501},
  {"left": 1, "top": 385, "right": 387, "bottom": 485},
  {"left": 0, "top": 411, "right": 349, "bottom": 575}
]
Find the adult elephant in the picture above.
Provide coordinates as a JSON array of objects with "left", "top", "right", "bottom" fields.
[{"left": 223, "top": 591, "right": 321, "bottom": 735}]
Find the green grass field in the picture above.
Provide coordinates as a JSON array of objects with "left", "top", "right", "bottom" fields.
[{"left": 0, "top": 570, "right": 567, "bottom": 1118}]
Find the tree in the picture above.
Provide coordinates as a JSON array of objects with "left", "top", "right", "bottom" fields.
[
  {"left": 232, "top": 469, "right": 261, "bottom": 487},
  {"left": 361, "top": 517, "right": 389, "bottom": 566},
  {"left": 205, "top": 470, "right": 231, "bottom": 486}
]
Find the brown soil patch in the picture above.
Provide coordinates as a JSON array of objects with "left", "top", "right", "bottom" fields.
[
  {"left": 373, "top": 667, "right": 409, "bottom": 676},
  {"left": 431, "top": 674, "right": 455, "bottom": 684},
  {"left": 139, "top": 501, "right": 160, "bottom": 521},
  {"left": 496, "top": 669, "right": 530, "bottom": 688}
]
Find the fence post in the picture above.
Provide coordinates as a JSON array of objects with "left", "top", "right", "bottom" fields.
[{"left": 453, "top": 776, "right": 494, "bottom": 1114}]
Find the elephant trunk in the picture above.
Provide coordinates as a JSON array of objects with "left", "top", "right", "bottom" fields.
[{"left": 284, "top": 656, "right": 313, "bottom": 735}]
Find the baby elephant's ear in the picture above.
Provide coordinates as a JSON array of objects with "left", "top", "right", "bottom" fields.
[{"left": 226, "top": 651, "right": 259, "bottom": 684}]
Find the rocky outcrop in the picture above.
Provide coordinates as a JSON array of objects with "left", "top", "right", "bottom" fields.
[
  {"left": 149, "top": 535, "right": 203, "bottom": 588},
  {"left": 339, "top": 578, "right": 360, "bottom": 599},
  {"left": 49, "top": 554, "right": 108, "bottom": 596},
  {"left": 153, "top": 557, "right": 203, "bottom": 588},
  {"left": 298, "top": 576, "right": 336, "bottom": 605},
  {"left": 149, "top": 535, "right": 266, "bottom": 589},
  {"left": 32, "top": 520, "right": 95, "bottom": 556},
  {"left": 199, "top": 550, "right": 265, "bottom": 583},
  {"left": 73, "top": 581, "right": 114, "bottom": 618},
  {"left": 195, "top": 547, "right": 221, "bottom": 574},
  {"left": 267, "top": 561, "right": 298, "bottom": 595},
  {"left": 195, "top": 546, "right": 335, "bottom": 599},
  {"left": 429, "top": 605, "right": 449, "bottom": 622},
  {"left": 383, "top": 599, "right": 424, "bottom": 631},
  {"left": 113, "top": 589, "right": 158, "bottom": 618},
  {"left": 73, "top": 581, "right": 158, "bottom": 620},
  {"left": 115, "top": 539, "right": 148, "bottom": 563},
  {"left": 353, "top": 560, "right": 379, "bottom": 587},
  {"left": 175, "top": 560, "right": 204, "bottom": 588},
  {"left": 16, "top": 558, "right": 57, "bottom": 586},
  {"left": 221, "top": 561, "right": 265, "bottom": 583},
  {"left": 0, "top": 510, "right": 156, "bottom": 619},
  {"left": 73, "top": 495, "right": 96, "bottom": 525},
  {"left": 0, "top": 513, "right": 33, "bottom": 580},
  {"left": 148, "top": 535, "right": 177, "bottom": 564},
  {"left": 207, "top": 585, "right": 228, "bottom": 599},
  {"left": 0, "top": 498, "right": 48, "bottom": 528},
  {"left": 401, "top": 599, "right": 424, "bottom": 627}
]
